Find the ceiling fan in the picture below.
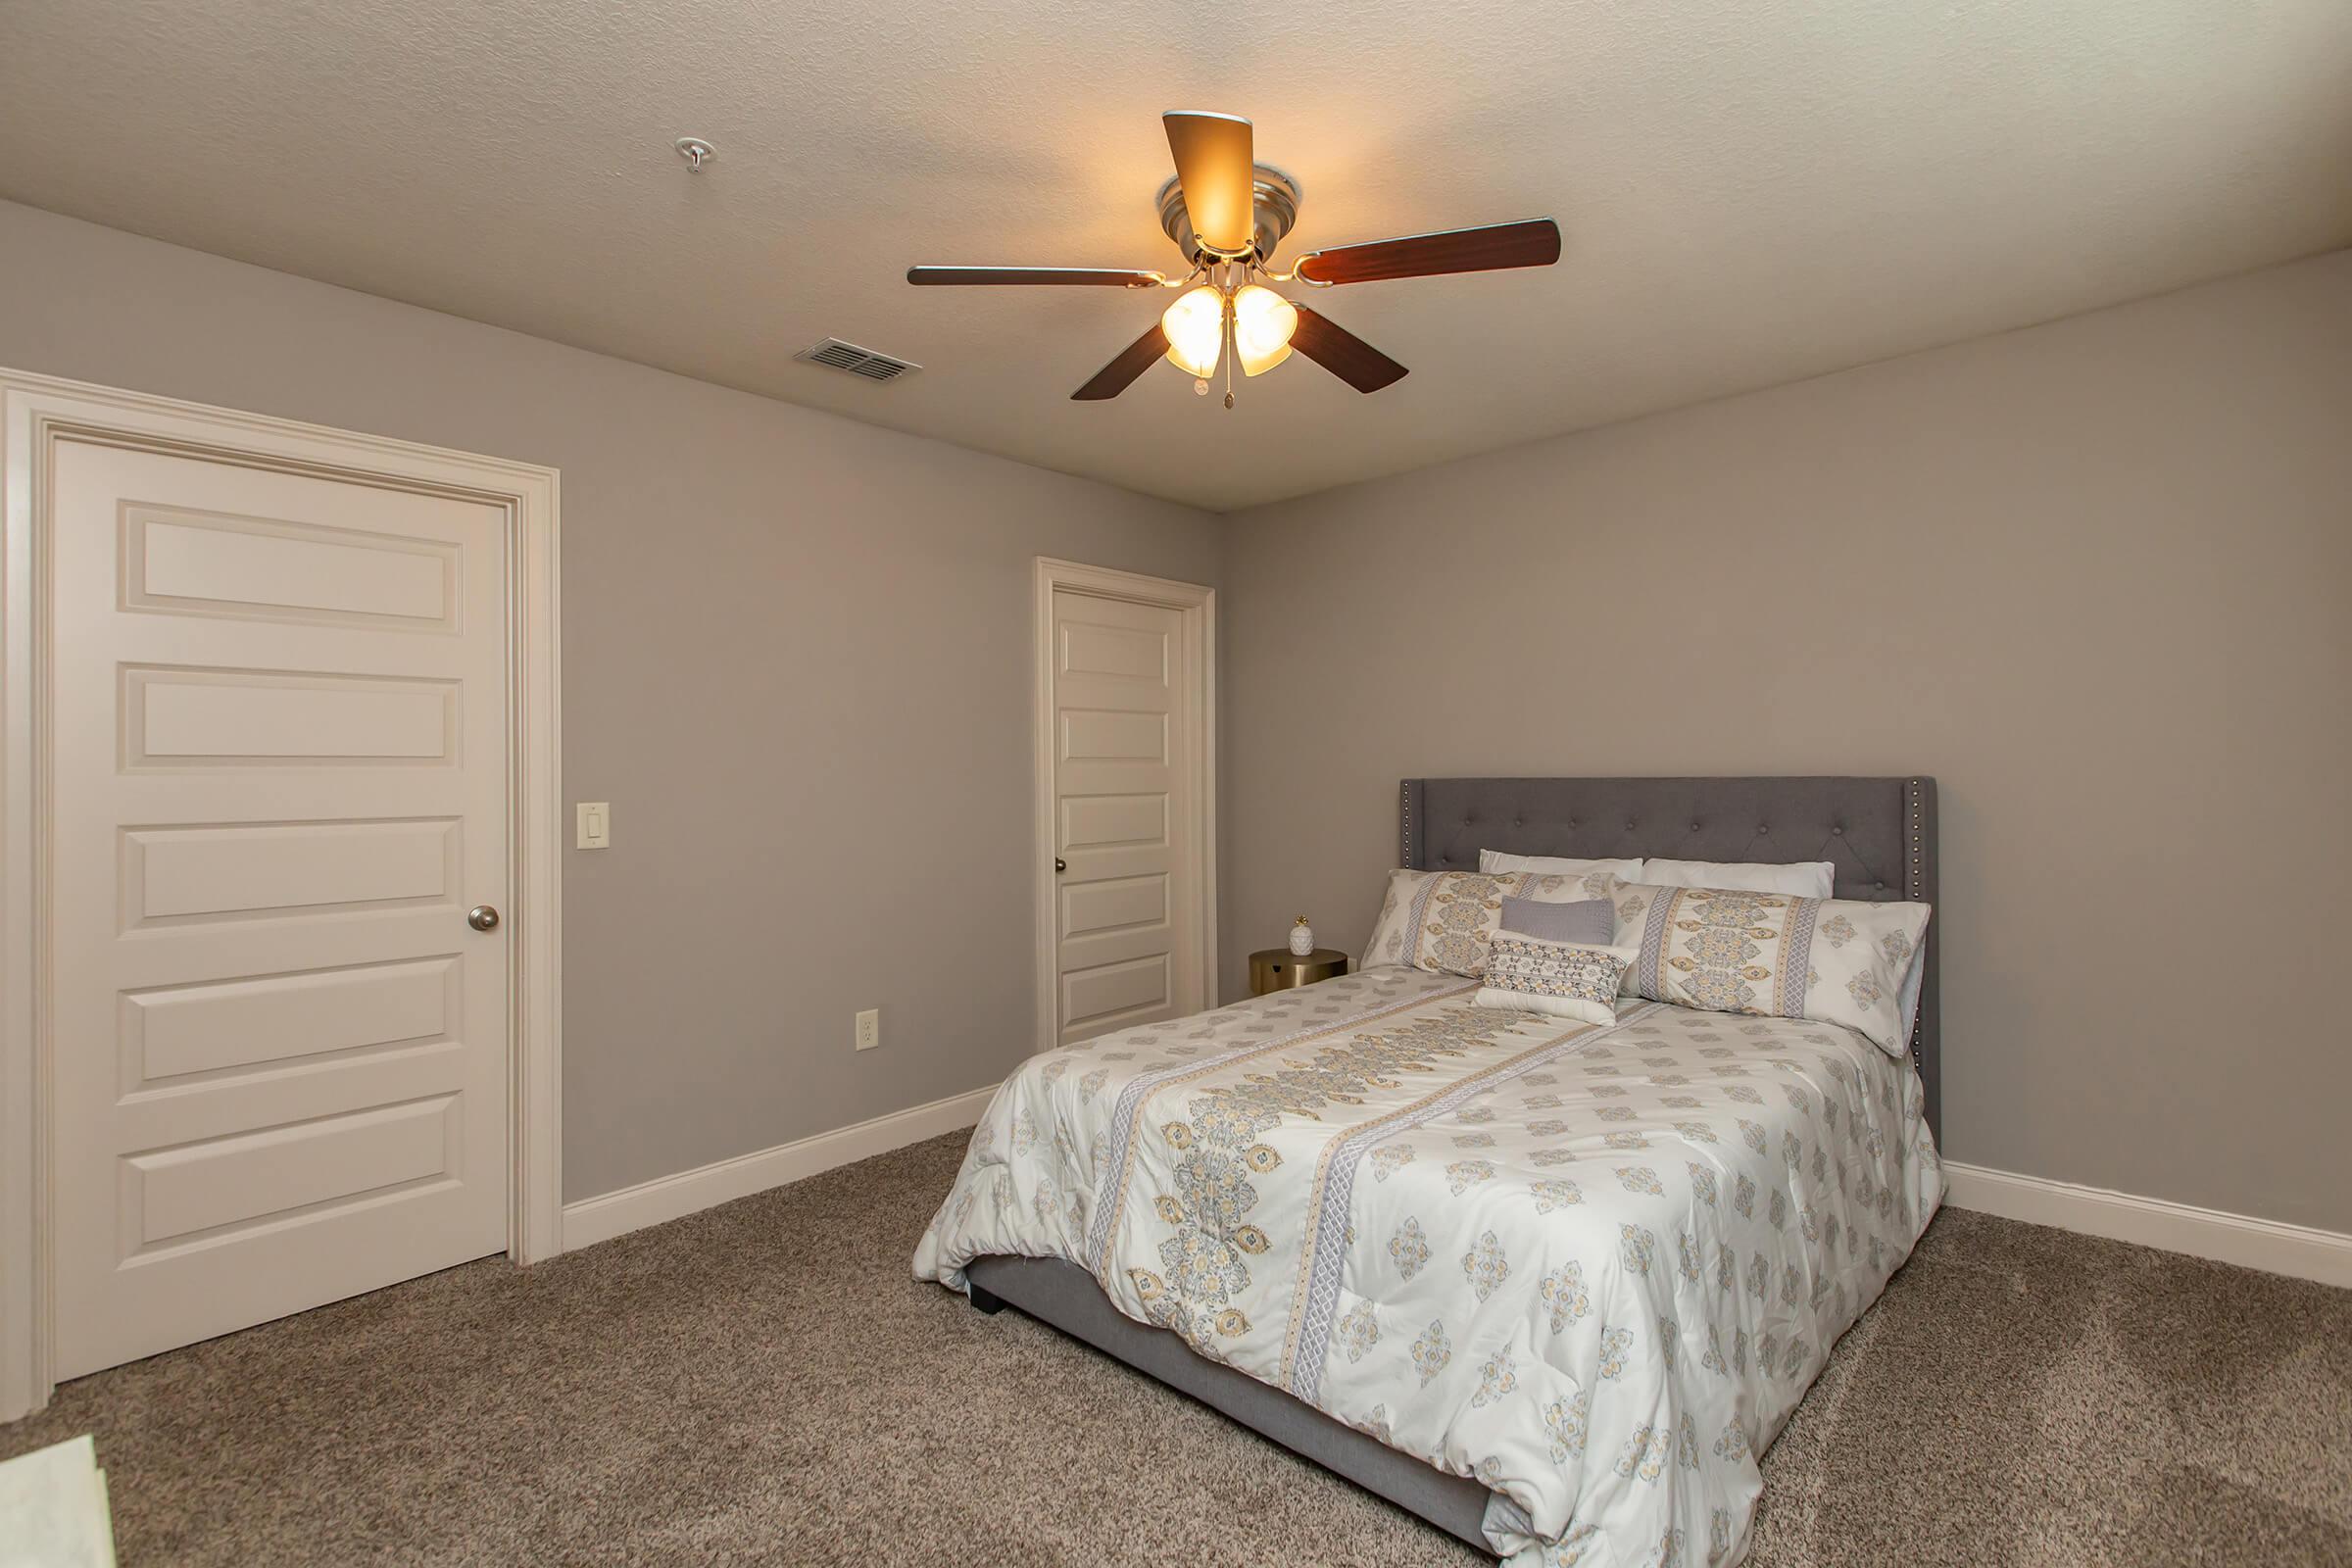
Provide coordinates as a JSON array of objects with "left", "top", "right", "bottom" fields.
[{"left": 906, "top": 111, "right": 1561, "bottom": 407}]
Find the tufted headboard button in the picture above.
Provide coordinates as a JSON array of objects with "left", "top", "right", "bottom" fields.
[{"left": 1833, "top": 824, "right": 1844, "bottom": 835}]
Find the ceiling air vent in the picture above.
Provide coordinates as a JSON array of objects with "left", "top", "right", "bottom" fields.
[{"left": 795, "top": 338, "right": 921, "bottom": 383}]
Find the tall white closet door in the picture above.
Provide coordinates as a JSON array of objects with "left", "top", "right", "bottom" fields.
[{"left": 48, "top": 439, "right": 513, "bottom": 1379}]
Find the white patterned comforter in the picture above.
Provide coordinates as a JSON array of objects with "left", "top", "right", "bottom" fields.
[{"left": 913, "top": 967, "right": 1941, "bottom": 1566}]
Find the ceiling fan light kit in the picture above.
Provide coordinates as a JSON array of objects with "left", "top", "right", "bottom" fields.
[
  {"left": 1161, "top": 282, "right": 1226, "bottom": 380},
  {"left": 1231, "top": 284, "right": 1298, "bottom": 376},
  {"left": 906, "top": 111, "right": 1562, "bottom": 408}
]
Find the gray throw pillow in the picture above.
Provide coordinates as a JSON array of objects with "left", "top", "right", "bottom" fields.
[{"left": 1498, "top": 897, "right": 1613, "bottom": 947}]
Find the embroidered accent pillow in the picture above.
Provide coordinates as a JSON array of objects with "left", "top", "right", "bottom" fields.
[
  {"left": 1362, "top": 868, "right": 1620, "bottom": 976},
  {"left": 1605, "top": 881, "right": 1931, "bottom": 1056},
  {"left": 1474, "top": 934, "right": 1636, "bottom": 1026}
]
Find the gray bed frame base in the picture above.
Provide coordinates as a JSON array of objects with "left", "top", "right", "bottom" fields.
[
  {"left": 965, "top": 1254, "right": 1497, "bottom": 1548},
  {"left": 967, "top": 776, "right": 1940, "bottom": 1556}
]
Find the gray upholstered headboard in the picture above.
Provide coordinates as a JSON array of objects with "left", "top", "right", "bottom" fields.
[{"left": 1401, "top": 776, "right": 1939, "bottom": 1141}]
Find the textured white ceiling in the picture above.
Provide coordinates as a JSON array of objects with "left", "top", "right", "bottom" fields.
[{"left": 3, "top": 0, "right": 2348, "bottom": 511}]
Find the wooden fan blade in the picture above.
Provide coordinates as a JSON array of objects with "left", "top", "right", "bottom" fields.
[
  {"left": 1072, "top": 322, "right": 1172, "bottom": 401},
  {"left": 1293, "top": 219, "right": 1561, "bottom": 285},
  {"left": 1162, "top": 111, "right": 1255, "bottom": 255},
  {"left": 906, "top": 267, "right": 1166, "bottom": 287},
  {"left": 1289, "top": 305, "right": 1407, "bottom": 393}
]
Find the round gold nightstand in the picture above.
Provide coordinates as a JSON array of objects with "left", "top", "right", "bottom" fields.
[{"left": 1250, "top": 947, "right": 1350, "bottom": 996}]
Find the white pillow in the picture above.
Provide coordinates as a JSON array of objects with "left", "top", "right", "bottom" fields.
[
  {"left": 1642, "top": 858, "right": 1834, "bottom": 899},
  {"left": 1479, "top": 850, "right": 1644, "bottom": 880}
]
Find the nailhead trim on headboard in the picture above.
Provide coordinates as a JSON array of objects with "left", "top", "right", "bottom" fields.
[{"left": 1908, "top": 777, "right": 1923, "bottom": 1066}]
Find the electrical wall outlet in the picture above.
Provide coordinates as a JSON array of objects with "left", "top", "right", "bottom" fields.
[{"left": 855, "top": 1008, "right": 880, "bottom": 1052}]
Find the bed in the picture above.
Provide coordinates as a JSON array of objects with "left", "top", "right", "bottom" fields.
[{"left": 914, "top": 776, "right": 1942, "bottom": 1565}]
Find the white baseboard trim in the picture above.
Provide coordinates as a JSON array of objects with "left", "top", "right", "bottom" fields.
[
  {"left": 1941, "top": 1161, "right": 2352, "bottom": 1289},
  {"left": 556, "top": 1109, "right": 2352, "bottom": 1286},
  {"left": 561, "top": 1084, "right": 999, "bottom": 1252}
]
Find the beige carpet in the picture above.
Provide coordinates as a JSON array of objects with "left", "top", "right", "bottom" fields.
[{"left": 5, "top": 1132, "right": 2347, "bottom": 1566}]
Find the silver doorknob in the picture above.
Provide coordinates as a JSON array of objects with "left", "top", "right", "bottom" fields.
[
  {"left": 1054, "top": 857, "right": 1066, "bottom": 874},
  {"left": 467, "top": 905, "right": 501, "bottom": 932}
]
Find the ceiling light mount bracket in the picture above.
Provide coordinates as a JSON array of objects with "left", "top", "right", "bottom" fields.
[
  {"left": 673, "top": 136, "right": 716, "bottom": 172},
  {"left": 1155, "top": 165, "right": 1301, "bottom": 265}
]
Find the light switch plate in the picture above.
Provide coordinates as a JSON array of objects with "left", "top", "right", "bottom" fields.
[
  {"left": 575, "top": 802, "right": 611, "bottom": 850},
  {"left": 855, "top": 1008, "right": 880, "bottom": 1052}
]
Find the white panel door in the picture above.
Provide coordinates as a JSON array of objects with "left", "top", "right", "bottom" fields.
[
  {"left": 1050, "top": 589, "right": 1199, "bottom": 1045},
  {"left": 49, "top": 441, "right": 512, "bottom": 1380}
]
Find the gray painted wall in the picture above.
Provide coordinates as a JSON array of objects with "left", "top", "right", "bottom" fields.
[
  {"left": 1217, "top": 250, "right": 2352, "bottom": 1232},
  {"left": 0, "top": 200, "right": 1222, "bottom": 1201},
  {"left": 10, "top": 194, "right": 2347, "bottom": 1236}
]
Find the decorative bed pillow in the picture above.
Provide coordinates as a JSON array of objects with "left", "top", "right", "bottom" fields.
[
  {"left": 1605, "top": 881, "right": 1931, "bottom": 1056},
  {"left": 1357, "top": 869, "right": 1512, "bottom": 976},
  {"left": 1642, "top": 858, "right": 1835, "bottom": 899},
  {"left": 1361, "top": 869, "right": 1521, "bottom": 976},
  {"left": 1479, "top": 850, "right": 1645, "bottom": 882},
  {"left": 1363, "top": 868, "right": 1616, "bottom": 976},
  {"left": 1498, "top": 896, "right": 1613, "bottom": 947},
  {"left": 1474, "top": 934, "right": 1637, "bottom": 1026}
]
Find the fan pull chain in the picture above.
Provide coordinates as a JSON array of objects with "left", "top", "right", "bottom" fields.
[{"left": 1223, "top": 291, "right": 1237, "bottom": 410}]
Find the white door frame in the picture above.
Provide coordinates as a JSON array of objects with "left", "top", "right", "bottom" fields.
[
  {"left": 0, "top": 368, "right": 564, "bottom": 1420},
  {"left": 1033, "top": 557, "right": 1216, "bottom": 1054}
]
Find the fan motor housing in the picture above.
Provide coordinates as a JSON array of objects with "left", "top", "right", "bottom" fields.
[{"left": 1156, "top": 165, "right": 1301, "bottom": 264}]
